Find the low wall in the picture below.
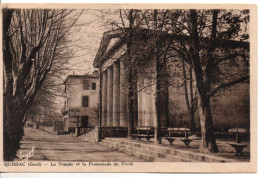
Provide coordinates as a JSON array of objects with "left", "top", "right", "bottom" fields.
[
  {"left": 100, "top": 127, "right": 128, "bottom": 139},
  {"left": 75, "top": 126, "right": 94, "bottom": 137}
]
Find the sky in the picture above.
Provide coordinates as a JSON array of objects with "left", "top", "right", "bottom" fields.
[{"left": 65, "top": 9, "right": 121, "bottom": 76}]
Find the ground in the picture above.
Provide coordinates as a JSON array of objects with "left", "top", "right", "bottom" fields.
[
  {"left": 15, "top": 128, "right": 144, "bottom": 162},
  {"left": 15, "top": 127, "right": 249, "bottom": 162}
]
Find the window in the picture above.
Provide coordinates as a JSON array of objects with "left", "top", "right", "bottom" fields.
[
  {"left": 83, "top": 80, "right": 89, "bottom": 90},
  {"left": 92, "top": 82, "right": 96, "bottom": 90},
  {"left": 82, "top": 96, "right": 89, "bottom": 107}
]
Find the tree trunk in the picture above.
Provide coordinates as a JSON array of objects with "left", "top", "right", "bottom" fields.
[
  {"left": 153, "top": 9, "right": 162, "bottom": 144},
  {"left": 4, "top": 94, "right": 25, "bottom": 161},
  {"left": 189, "top": 66, "right": 196, "bottom": 135},
  {"left": 3, "top": 57, "right": 26, "bottom": 160},
  {"left": 189, "top": 110, "right": 196, "bottom": 135},
  {"left": 127, "top": 75, "right": 134, "bottom": 139},
  {"left": 198, "top": 94, "right": 219, "bottom": 153},
  {"left": 3, "top": 9, "right": 24, "bottom": 161},
  {"left": 133, "top": 67, "right": 139, "bottom": 127},
  {"left": 98, "top": 64, "right": 102, "bottom": 142},
  {"left": 154, "top": 58, "right": 164, "bottom": 144},
  {"left": 182, "top": 61, "right": 196, "bottom": 134},
  {"left": 126, "top": 10, "right": 135, "bottom": 139},
  {"left": 126, "top": 35, "right": 134, "bottom": 139},
  {"left": 154, "top": 94, "right": 162, "bottom": 144}
]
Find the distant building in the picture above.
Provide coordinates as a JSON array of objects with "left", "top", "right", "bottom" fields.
[{"left": 62, "top": 74, "right": 99, "bottom": 132}]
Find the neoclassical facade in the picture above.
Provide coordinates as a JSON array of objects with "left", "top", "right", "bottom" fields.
[
  {"left": 93, "top": 30, "right": 131, "bottom": 127},
  {"left": 93, "top": 29, "right": 250, "bottom": 132},
  {"left": 93, "top": 30, "right": 168, "bottom": 129}
]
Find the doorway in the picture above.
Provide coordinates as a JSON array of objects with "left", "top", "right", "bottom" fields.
[
  {"left": 64, "top": 117, "right": 68, "bottom": 131},
  {"left": 81, "top": 116, "right": 88, "bottom": 127}
]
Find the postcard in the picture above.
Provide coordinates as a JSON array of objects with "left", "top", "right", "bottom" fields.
[{"left": 0, "top": 3, "right": 257, "bottom": 172}]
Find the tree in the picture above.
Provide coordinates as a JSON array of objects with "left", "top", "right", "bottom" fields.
[
  {"left": 107, "top": 9, "right": 249, "bottom": 151},
  {"left": 125, "top": 9, "right": 136, "bottom": 138},
  {"left": 114, "top": 9, "right": 171, "bottom": 142},
  {"left": 150, "top": 9, "right": 171, "bottom": 144},
  {"left": 26, "top": 77, "right": 65, "bottom": 124},
  {"left": 111, "top": 9, "right": 145, "bottom": 138},
  {"left": 181, "top": 61, "right": 197, "bottom": 134},
  {"left": 26, "top": 34, "right": 77, "bottom": 124},
  {"left": 3, "top": 9, "right": 82, "bottom": 160},
  {"left": 168, "top": 9, "right": 249, "bottom": 152}
]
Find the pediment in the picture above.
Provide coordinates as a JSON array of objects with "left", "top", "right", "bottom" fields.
[{"left": 105, "top": 37, "right": 120, "bottom": 53}]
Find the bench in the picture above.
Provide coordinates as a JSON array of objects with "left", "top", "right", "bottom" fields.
[
  {"left": 132, "top": 126, "right": 154, "bottom": 142},
  {"left": 228, "top": 127, "right": 248, "bottom": 156},
  {"left": 163, "top": 128, "right": 193, "bottom": 147},
  {"left": 228, "top": 128, "right": 249, "bottom": 142}
]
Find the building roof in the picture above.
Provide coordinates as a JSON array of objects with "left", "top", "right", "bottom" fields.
[{"left": 64, "top": 74, "right": 99, "bottom": 84}]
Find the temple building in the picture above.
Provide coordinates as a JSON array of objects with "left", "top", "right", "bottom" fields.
[
  {"left": 61, "top": 73, "right": 100, "bottom": 132},
  {"left": 93, "top": 29, "right": 249, "bottom": 136}
]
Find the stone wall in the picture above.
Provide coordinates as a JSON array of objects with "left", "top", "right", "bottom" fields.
[
  {"left": 166, "top": 53, "right": 249, "bottom": 130},
  {"left": 211, "top": 83, "right": 249, "bottom": 130},
  {"left": 168, "top": 81, "right": 249, "bottom": 131}
]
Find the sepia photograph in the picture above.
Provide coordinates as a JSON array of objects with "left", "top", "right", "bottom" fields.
[{"left": 0, "top": 3, "right": 257, "bottom": 173}]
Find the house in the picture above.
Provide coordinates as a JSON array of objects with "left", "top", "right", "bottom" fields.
[{"left": 62, "top": 73, "right": 99, "bottom": 133}]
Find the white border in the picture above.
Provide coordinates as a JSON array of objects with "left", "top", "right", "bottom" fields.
[{"left": 0, "top": 0, "right": 259, "bottom": 178}]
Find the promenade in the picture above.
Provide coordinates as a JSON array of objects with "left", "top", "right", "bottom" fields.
[{"left": 16, "top": 128, "right": 143, "bottom": 162}]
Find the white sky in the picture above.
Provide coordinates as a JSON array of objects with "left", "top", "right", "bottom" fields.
[{"left": 66, "top": 9, "right": 121, "bottom": 76}]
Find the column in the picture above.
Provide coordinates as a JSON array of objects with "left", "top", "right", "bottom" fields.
[
  {"left": 107, "top": 66, "right": 113, "bottom": 126},
  {"left": 120, "top": 60, "right": 128, "bottom": 126},
  {"left": 113, "top": 62, "right": 120, "bottom": 126},
  {"left": 101, "top": 71, "right": 107, "bottom": 126}
]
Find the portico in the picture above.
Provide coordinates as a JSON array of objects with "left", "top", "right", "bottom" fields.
[
  {"left": 93, "top": 30, "right": 169, "bottom": 135},
  {"left": 100, "top": 60, "right": 129, "bottom": 127}
]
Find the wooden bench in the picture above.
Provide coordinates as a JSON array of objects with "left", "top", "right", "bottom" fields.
[
  {"left": 164, "top": 128, "right": 193, "bottom": 147},
  {"left": 132, "top": 126, "right": 154, "bottom": 142}
]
